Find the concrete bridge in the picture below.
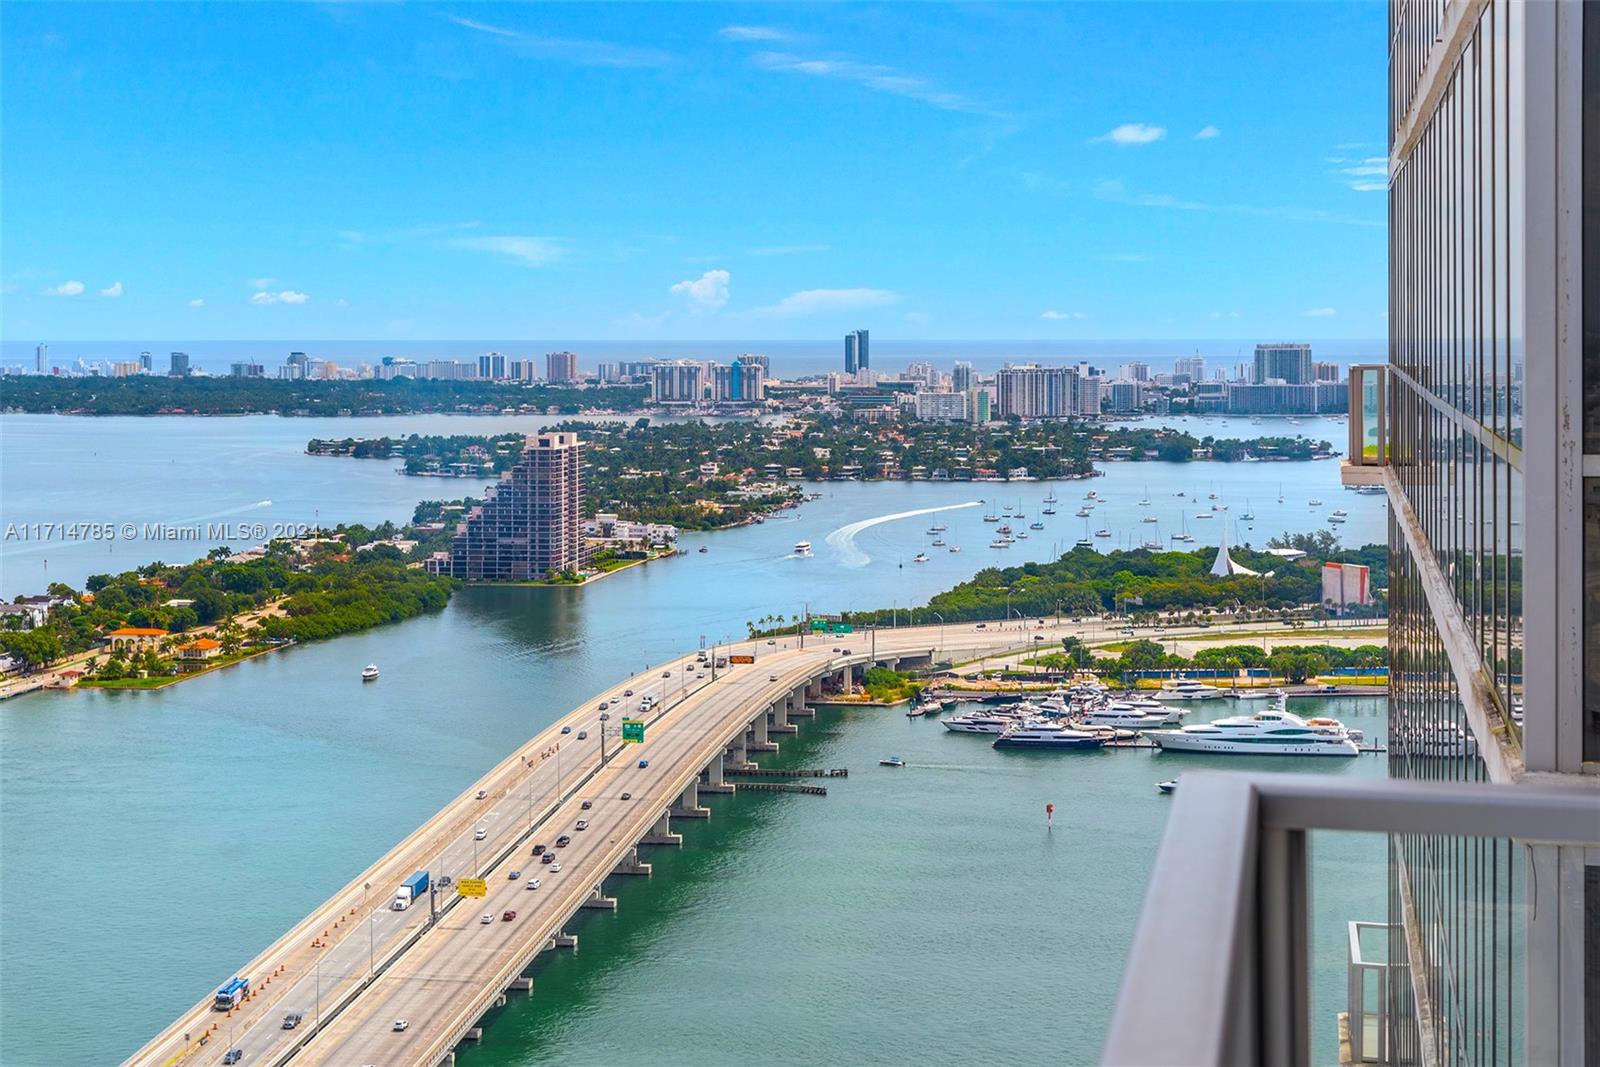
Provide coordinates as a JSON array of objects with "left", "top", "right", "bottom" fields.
[{"left": 127, "top": 620, "right": 1059, "bottom": 1067}]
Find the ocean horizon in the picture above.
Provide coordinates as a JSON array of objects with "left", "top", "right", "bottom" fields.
[{"left": 3, "top": 337, "right": 1386, "bottom": 380}]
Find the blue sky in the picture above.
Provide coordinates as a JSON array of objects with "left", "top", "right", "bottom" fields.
[{"left": 1, "top": 2, "right": 1388, "bottom": 342}]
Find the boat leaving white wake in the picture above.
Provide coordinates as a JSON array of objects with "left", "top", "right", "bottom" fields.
[{"left": 825, "top": 501, "right": 980, "bottom": 567}]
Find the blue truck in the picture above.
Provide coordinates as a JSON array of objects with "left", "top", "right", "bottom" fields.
[
  {"left": 392, "top": 870, "right": 429, "bottom": 911},
  {"left": 214, "top": 976, "right": 250, "bottom": 1010}
]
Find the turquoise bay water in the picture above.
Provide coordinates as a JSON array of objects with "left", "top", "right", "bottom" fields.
[{"left": 0, "top": 414, "right": 1387, "bottom": 1064}]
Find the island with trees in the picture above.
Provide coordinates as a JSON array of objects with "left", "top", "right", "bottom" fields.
[{"left": 0, "top": 375, "right": 647, "bottom": 417}]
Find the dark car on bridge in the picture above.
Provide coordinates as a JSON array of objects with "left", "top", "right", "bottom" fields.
[
  {"left": 555, "top": 834, "right": 572, "bottom": 847},
  {"left": 281, "top": 1012, "right": 303, "bottom": 1030}
]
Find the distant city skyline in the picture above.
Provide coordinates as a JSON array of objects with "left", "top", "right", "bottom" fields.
[{"left": 1, "top": 3, "right": 1385, "bottom": 341}]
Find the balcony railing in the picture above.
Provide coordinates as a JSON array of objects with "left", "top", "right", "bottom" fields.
[{"left": 1099, "top": 771, "right": 1599, "bottom": 1066}]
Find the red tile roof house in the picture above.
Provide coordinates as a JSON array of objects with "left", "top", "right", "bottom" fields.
[{"left": 103, "top": 627, "right": 168, "bottom": 653}]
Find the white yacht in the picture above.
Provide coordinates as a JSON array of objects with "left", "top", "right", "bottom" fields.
[
  {"left": 948, "top": 545, "right": 962, "bottom": 553},
  {"left": 993, "top": 719, "right": 1108, "bottom": 750},
  {"left": 1075, "top": 537, "right": 1096, "bottom": 548},
  {"left": 361, "top": 664, "right": 380, "bottom": 681},
  {"left": 1095, "top": 529, "right": 1112, "bottom": 538},
  {"left": 942, "top": 708, "right": 1027, "bottom": 734},
  {"left": 1148, "top": 703, "right": 1362, "bottom": 756},
  {"left": 912, "top": 552, "right": 929, "bottom": 563},
  {"left": 794, "top": 540, "right": 813, "bottom": 556},
  {"left": 1077, "top": 702, "right": 1183, "bottom": 730},
  {"left": 1153, "top": 679, "right": 1225, "bottom": 701}
]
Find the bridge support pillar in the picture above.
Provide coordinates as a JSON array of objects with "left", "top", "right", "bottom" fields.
[
  {"left": 613, "top": 846, "right": 652, "bottom": 876},
  {"left": 700, "top": 752, "right": 736, "bottom": 794},
  {"left": 748, "top": 711, "right": 778, "bottom": 753},
  {"left": 838, "top": 667, "right": 853, "bottom": 695},
  {"left": 581, "top": 885, "right": 618, "bottom": 911},
  {"left": 640, "top": 812, "right": 682, "bottom": 847},
  {"left": 508, "top": 977, "right": 533, "bottom": 992},
  {"left": 726, "top": 737, "right": 753, "bottom": 771},
  {"left": 670, "top": 779, "right": 710, "bottom": 819},
  {"left": 548, "top": 932, "right": 578, "bottom": 950},
  {"left": 789, "top": 686, "right": 815, "bottom": 717},
  {"left": 463, "top": 1028, "right": 484, "bottom": 1042},
  {"left": 495, "top": 994, "right": 508, "bottom": 1008},
  {"left": 806, "top": 676, "right": 823, "bottom": 701},
  {"left": 770, "top": 699, "right": 797, "bottom": 735}
]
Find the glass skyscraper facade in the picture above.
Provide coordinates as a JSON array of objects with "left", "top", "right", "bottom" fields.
[{"left": 1381, "top": 2, "right": 1595, "bottom": 1063}]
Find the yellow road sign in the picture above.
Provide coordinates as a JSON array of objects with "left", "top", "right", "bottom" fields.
[{"left": 457, "top": 878, "right": 487, "bottom": 898}]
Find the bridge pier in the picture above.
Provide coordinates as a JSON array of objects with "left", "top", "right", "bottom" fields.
[
  {"left": 613, "top": 846, "right": 652, "bottom": 876},
  {"left": 726, "top": 736, "right": 754, "bottom": 771},
  {"left": 838, "top": 666, "right": 853, "bottom": 695},
  {"left": 806, "top": 676, "right": 823, "bottom": 701},
  {"left": 580, "top": 885, "right": 618, "bottom": 911},
  {"left": 788, "top": 685, "right": 816, "bottom": 717},
  {"left": 508, "top": 977, "right": 534, "bottom": 992},
  {"left": 639, "top": 811, "right": 682, "bottom": 847},
  {"left": 748, "top": 711, "right": 778, "bottom": 753},
  {"left": 770, "top": 699, "right": 798, "bottom": 735},
  {"left": 700, "top": 752, "right": 736, "bottom": 794},
  {"left": 547, "top": 932, "right": 578, "bottom": 950},
  {"left": 669, "top": 780, "right": 710, "bottom": 819}
]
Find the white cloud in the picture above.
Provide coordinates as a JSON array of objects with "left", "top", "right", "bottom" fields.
[
  {"left": 248, "top": 277, "right": 277, "bottom": 289},
  {"left": 188, "top": 298, "right": 205, "bottom": 308},
  {"left": 1208, "top": 310, "right": 1242, "bottom": 320},
  {"left": 749, "top": 243, "right": 831, "bottom": 257},
  {"left": 446, "top": 15, "right": 672, "bottom": 68},
  {"left": 670, "top": 269, "right": 731, "bottom": 312},
  {"left": 1092, "top": 123, "right": 1166, "bottom": 145},
  {"left": 99, "top": 281, "right": 124, "bottom": 297},
  {"left": 44, "top": 280, "right": 85, "bottom": 296},
  {"left": 753, "top": 287, "right": 898, "bottom": 317},
  {"left": 1040, "top": 310, "right": 1086, "bottom": 320},
  {"left": 451, "top": 235, "right": 565, "bottom": 266},
  {"left": 719, "top": 25, "right": 796, "bottom": 42},
  {"left": 1330, "top": 155, "right": 1388, "bottom": 192},
  {"left": 252, "top": 290, "right": 310, "bottom": 305},
  {"left": 1303, "top": 307, "right": 1337, "bottom": 317},
  {"left": 1090, "top": 178, "right": 1383, "bottom": 228},
  {"left": 749, "top": 52, "right": 1008, "bottom": 119},
  {"left": 1194, "top": 125, "right": 1221, "bottom": 140}
]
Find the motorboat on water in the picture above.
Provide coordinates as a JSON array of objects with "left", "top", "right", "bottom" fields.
[
  {"left": 1095, "top": 529, "right": 1112, "bottom": 538},
  {"left": 1029, "top": 521, "right": 1045, "bottom": 530},
  {"left": 879, "top": 755, "right": 906, "bottom": 767},
  {"left": 361, "top": 664, "right": 380, "bottom": 681},
  {"left": 906, "top": 699, "right": 941, "bottom": 717},
  {"left": 912, "top": 552, "right": 929, "bottom": 563},
  {"left": 1075, "top": 538, "right": 1095, "bottom": 548},
  {"left": 1157, "top": 778, "right": 1179, "bottom": 794},
  {"left": 948, "top": 545, "right": 962, "bottom": 553},
  {"left": 1153, "top": 679, "right": 1225, "bottom": 700},
  {"left": 794, "top": 541, "right": 813, "bottom": 556},
  {"left": 1147, "top": 700, "right": 1363, "bottom": 756},
  {"left": 983, "top": 513, "right": 999, "bottom": 523},
  {"left": 1076, "top": 507, "right": 1092, "bottom": 517},
  {"left": 989, "top": 539, "right": 1011, "bottom": 549},
  {"left": 1309, "top": 498, "right": 1324, "bottom": 507},
  {"left": 1042, "top": 507, "right": 1057, "bottom": 515},
  {"left": 993, "top": 719, "right": 1108, "bottom": 750},
  {"left": 931, "top": 538, "right": 946, "bottom": 547}
]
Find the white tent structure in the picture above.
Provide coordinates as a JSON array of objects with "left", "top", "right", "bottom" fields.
[{"left": 1210, "top": 521, "right": 1260, "bottom": 577}]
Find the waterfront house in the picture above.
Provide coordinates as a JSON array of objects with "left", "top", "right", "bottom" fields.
[
  {"left": 103, "top": 626, "right": 168, "bottom": 652},
  {"left": 175, "top": 638, "right": 222, "bottom": 669}
]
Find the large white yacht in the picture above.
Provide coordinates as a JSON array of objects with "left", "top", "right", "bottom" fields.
[
  {"left": 941, "top": 708, "right": 1027, "bottom": 734},
  {"left": 992, "top": 719, "right": 1108, "bottom": 750},
  {"left": 1147, "top": 702, "right": 1362, "bottom": 756},
  {"left": 793, "top": 540, "right": 813, "bottom": 556},
  {"left": 1152, "top": 679, "right": 1225, "bottom": 701}
]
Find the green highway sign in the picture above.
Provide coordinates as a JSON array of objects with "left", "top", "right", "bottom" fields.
[{"left": 621, "top": 719, "right": 645, "bottom": 743}]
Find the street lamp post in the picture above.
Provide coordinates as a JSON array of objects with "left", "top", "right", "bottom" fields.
[{"left": 931, "top": 611, "right": 944, "bottom": 659}]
